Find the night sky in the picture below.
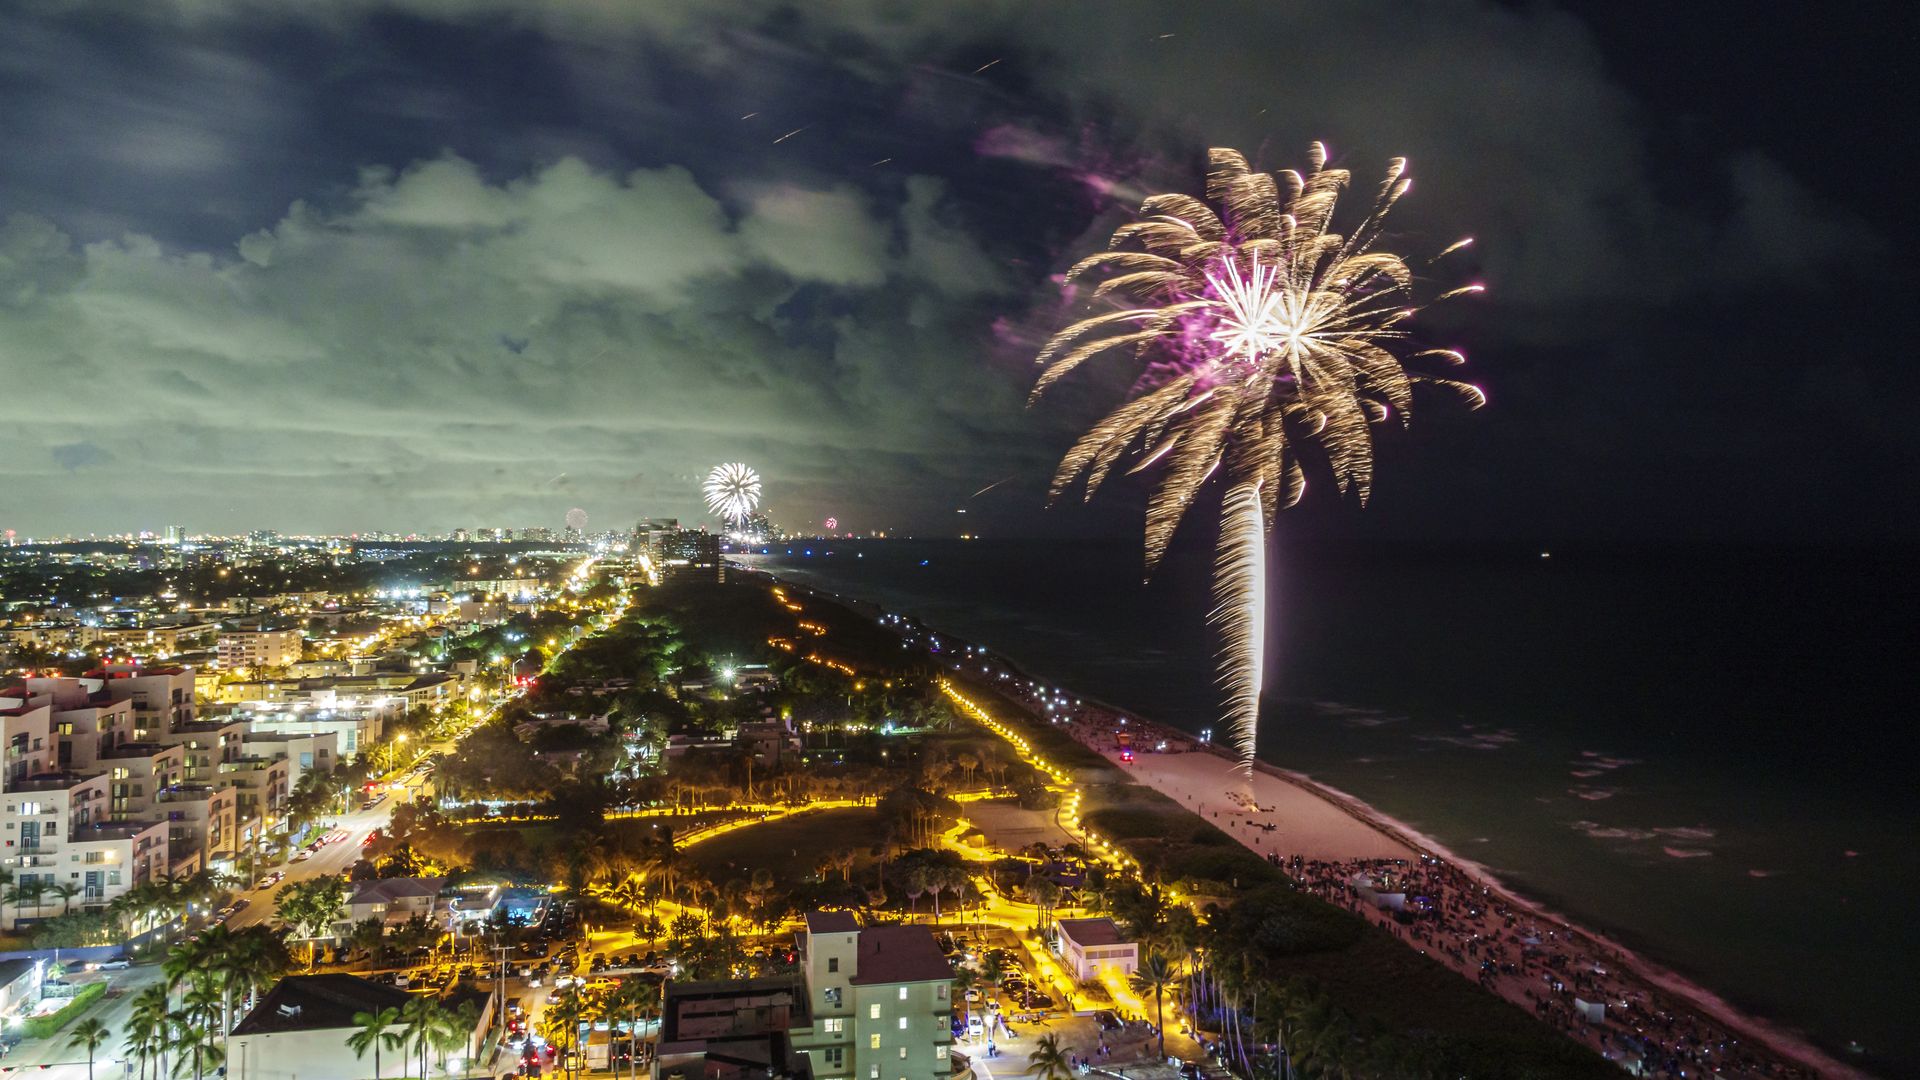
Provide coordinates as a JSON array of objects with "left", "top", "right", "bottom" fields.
[{"left": 1, "top": 2, "right": 1913, "bottom": 542}]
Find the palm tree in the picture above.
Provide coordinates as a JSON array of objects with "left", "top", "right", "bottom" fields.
[
  {"left": 348, "top": 1006, "right": 403, "bottom": 1080},
  {"left": 162, "top": 934, "right": 208, "bottom": 993},
  {"left": 546, "top": 990, "right": 588, "bottom": 1080},
  {"left": 951, "top": 967, "right": 979, "bottom": 1037},
  {"left": 180, "top": 978, "right": 224, "bottom": 1030},
  {"left": 128, "top": 985, "right": 171, "bottom": 1080},
  {"left": 170, "top": 1012, "right": 225, "bottom": 1080},
  {"left": 1129, "top": 952, "right": 1178, "bottom": 1061},
  {"left": 226, "top": 925, "right": 292, "bottom": 1016},
  {"left": 67, "top": 1018, "right": 109, "bottom": 1080},
  {"left": 50, "top": 881, "right": 82, "bottom": 916},
  {"left": 608, "top": 978, "right": 660, "bottom": 1080},
  {"left": 400, "top": 997, "right": 446, "bottom": 1080},
  {"left": 3, "top": 880, "right": 46, "bottom": 924},
  {"left": 1025, "top": 1033, "right": 1073, "bottom": 1080}
]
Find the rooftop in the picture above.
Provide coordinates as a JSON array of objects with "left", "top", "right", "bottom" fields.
[
  {"left": 802, "top": 911, "right": 858, "bottom": 935},
  {"left": 9, "top": 773, "right": 104, "bottom": 792},
  {"left": 1057, "top": 917, "right": 1130, "bottom": 948},
  {"left": 349, "top": 876, "right": 445, "bottom": 905},
  {"left": 0, "top": 959, "right": 39, "bottom": 987},
  {"left": 231, "top": 974, "right": 412, "bottom": 1036},
  {"left": 99, "top": 742, "right": 182, "bottom": 760},
  {"left": 157, "top": 784, "right": 225, "bottom": 803},
  {"left": 660, "top": 976, "right": 808, "bottom": 1044},
  {"left": 74, "top": 820, "right": 164, "bottom": 841},
  {"left": 167, "top": 719, "right": 246, "bottom": 733},
  {"left": 849, "top": 924, "right": 951, "bottom": 986}
]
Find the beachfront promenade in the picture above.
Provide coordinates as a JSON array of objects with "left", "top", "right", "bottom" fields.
[{"left": 977, "top": 676, "right": 1857, "bottom": 1080}]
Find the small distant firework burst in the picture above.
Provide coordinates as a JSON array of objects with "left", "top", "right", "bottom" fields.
[
  {"left": 823, "top": 517, "right": 839, "bottom": 532},
  {"left": 564, "top": 507, "right": 588, "bottom": 532},
  {"left": 1032, "top": 143, "right": 1482, "bottom": 779},
  {"left": 703, "top": 463, "right": 762, "bottom": 527}
]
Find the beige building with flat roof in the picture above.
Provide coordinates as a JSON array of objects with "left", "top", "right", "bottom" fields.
[{"left": 218, "top": 628, "right": 304, "bottom": 671}]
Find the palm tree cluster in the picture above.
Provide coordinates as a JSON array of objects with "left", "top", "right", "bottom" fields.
[
  {"left": 348, "top": 997, "right": 482, "bottom": 1080},
  {"left": 124, "top": 924, "right": 291, "bottom": 1080},
  {"left": 275, "top": 873, "right": 352, "bottom": 964},
  {"left": 284, "top": 758, "right": 370, "bottom": 834},
  {"left": 2, "top": 866, "right": 231, "bottom": 945},
  {"left": 1116, "top": 883, "right": 1600, "bottom": 1079},
  {"left": 531, "top": 979, "right": 660, "bottom": 1080}
]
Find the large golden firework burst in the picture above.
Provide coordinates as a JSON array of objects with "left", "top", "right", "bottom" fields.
[{"left": 1032, "top": 143, "right": 1482, "bottom": 777}]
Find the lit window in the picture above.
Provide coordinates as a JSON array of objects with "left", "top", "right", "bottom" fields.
[
  {"left": 897, "top": 1048, "right": 906, "bottom": 1060},
  {"left": 897, "top": 1018, "right": 907, "bottom": 1031},
  {"left": 936, "top": 1047, "right": 949, "bottom": 1061},
  {"left": 897, "top": 987, "right": 908, "bottom": 1001},
  {"left": 869, "top": 1035, "right": 881, "bottom": 1050},
  {"left": 868, "top": 1004, "right": 881, "bottom": 1020},
  {"left": 824, "top": 1019, "right": 844, "bottom": 1034}
]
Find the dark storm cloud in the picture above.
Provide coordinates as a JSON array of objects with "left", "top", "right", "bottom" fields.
[
  {"left": 0, "top": 0, "right": 1901, "bottom": 539},
  {"left": 50, "top": 442, "right": 113, "bottom": 471}
]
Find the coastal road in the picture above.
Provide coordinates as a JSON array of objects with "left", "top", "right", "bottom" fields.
[
  {"left": 2, "top": 965, "right": 165, "bottom": 1079},
  {"left": 225, "top": 802, "right": 392, "bottom": 931}
]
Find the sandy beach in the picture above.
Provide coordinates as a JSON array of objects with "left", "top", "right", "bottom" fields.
[
  {"left": 1117, "top": 747, "right": 1413, "bottom": 862},
  {"left": 1008, "top": 683, "right": 1867, "bottom": 1080}
]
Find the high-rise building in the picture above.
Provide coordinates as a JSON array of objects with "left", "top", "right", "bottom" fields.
[
  {"left": 163, "top": 525, "right": 186, "bottom": 545},
  {"left": 650, "top": 527, "right": 725, "bottom": 583}
]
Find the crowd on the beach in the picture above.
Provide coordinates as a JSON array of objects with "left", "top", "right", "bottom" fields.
[
  {"left": 966, "top": 666, "right": 1822, "bottom": 1080},
  {"left": 1282, "top": 853, "right": 1813, "bottom": 1079}
]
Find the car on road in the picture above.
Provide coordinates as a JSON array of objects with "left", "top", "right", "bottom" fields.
[
  {"left": 292, "top": 849, "right": 312, "bottom": 862},
  {"left": 89, "top": 959, "right": 131, "bottom": 971}
]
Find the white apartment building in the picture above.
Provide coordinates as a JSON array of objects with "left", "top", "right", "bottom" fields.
[
  {"left": 0, "top": 669, "right": 263, "bottom": 916},
  {"left": 218, "top": 628, "right": 304, "bottom": 671},
  {"left": 56, "top": 666, "right": 197, "bottom": 738},
  {"left": 1, "top": 770, "right": 169, "bottom": 925},
  {"left": 233, "top": 700, "right": 384, "bottom": 759},
  {"left": 242, "top": 730, "right": 341, "bottom": 793},
  {"left": 151, "top": 718, "right": 250, "bottom": 782},
  {"left": 158, "top": 783, "right": 241, "bottom": 873}
]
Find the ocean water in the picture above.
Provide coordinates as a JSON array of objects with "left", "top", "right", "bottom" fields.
[{"left": 742, "top": 537, "right": 1920, "bottom": 1076}]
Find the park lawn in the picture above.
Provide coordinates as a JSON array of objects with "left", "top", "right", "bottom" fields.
[
  {"left": 686, "top": 806, "right": 891, "bottom": 883},
  {"left": 637, "top": 579, "right": 799, "bottom": 662}
]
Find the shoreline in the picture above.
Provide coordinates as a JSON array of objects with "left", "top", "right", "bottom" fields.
[{"left": 749, "top": 565, "right": 1869, "bottom": 1080}]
